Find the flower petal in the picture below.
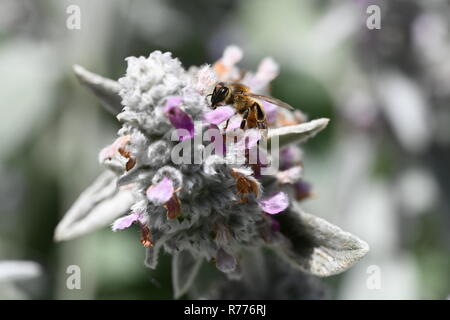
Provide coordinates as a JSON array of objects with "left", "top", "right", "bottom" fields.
[
  {"left": 204, "top": 124, "right": 226, "bottom": 156},
  {"left": 195, "top": 65, "right": 217, "bottom": 95},
  {"left": 221, "top": 45, "right": 243, "bottom": 67},
  {"left": 263, "top": 101, "right": 278, "bottom": 124},
  {"left": 164, "top": 97, "right": 194, "bottom": 141},
  {"left": 242, "top": 57, "right": 279, "bottom": 93},
  {"left": 111, "top": 212, "right": 142, "bottom": 231},
  {"left": 255, "top": 57, "right": 279, "bottom": 83},
  {"left": 294, "top": 180, "right": 312, "bottom": 200},
  {"left": 226, "top": 117, "right": 243, "bottom": 131},
  {"left": 216, "top": 248, "right": 237, "bottom": 273},
  {"left": 213, "top": 46, "right": 243, "bottom": 80},
  {"left": 203, "top": 106, "right": 235, "bottom": 125},
  {"left": 243, "top": 129, "right": 263, "bottom": 150},
  {"left": 258, "top": 192, "right": 289, "bottom": 214},
  {"left": 279, "top": 146, "right": 301, "bottom": 170},
  {"left": 270, "top": 217, "right": 281, "bottom": 232},
  {"left": 146, "top": 177, "right": 174, "bottom": 204},
  {"left": 276, "top": 166, "right": 303, "bottom": 184},
  {"left": 98, "top": 135, "right": 130, "bottom": 163}
]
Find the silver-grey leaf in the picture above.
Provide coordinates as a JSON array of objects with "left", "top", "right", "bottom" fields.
[
  {"left": 268, "top": 118, "right": 329, "bottom": 148},
  {"left": 144, "top": 232, "right": 170, "bottom": 270},
  {"left": 0, "top": 261, "right": 42, "bottom": 282},
  {"left": 73, "top": 64, "right": 123, "bottom": 115},
  {"left": 274, "top": 202, "right": 369, "bottom": 277},
  {"left": 172, "top": 251, "right": 203, "bottom": 299},
  {"left": 54, "top": 171, "right": 134, "bottom": 241}
]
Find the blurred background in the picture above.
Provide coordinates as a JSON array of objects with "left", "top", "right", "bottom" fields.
[{"left": 0, "top": 0, "right": 449, "bottom": 299}]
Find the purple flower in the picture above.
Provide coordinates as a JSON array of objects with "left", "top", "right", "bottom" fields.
[
  {"left": 258, "top": 191, "right": 289, "bottom": 214},
  {"left": 164, "top": 97, "right": 194, "bottom": 141},
  {"left": 280, "top": 146, "right": 299, "bottom": 170},
  {"left": 215, "top": 248, "right": 237, "bottom": 273},
  {"left": 255, "top": 57, "right": 279, "bottom": 84},
  {"left": 242, "top": 57, "right": 279, "bottom": 92},
  {"left": 207, "top": 124, "right": 226, "bottom": 155},
  {"left": 263, "top": 101, "right": 278, "bottom": 124},
  {"left": 112, "top": 212, "right": 143, "bottom": 231},
  {"left": 226, "top": 118, "right": 243, "bottom": 131},
  {"left": 270, "top": 217, "right": 281, "bottom": 232},
  {"left": 294, "top": 180, "right": 312, "bottom": 201},
  {"left": 98, "top": 135, "right": 130, "bottom": 162},
  {"left": 204, "top": 106, "right": 235, "bottom": 125},
  {"left": 221, "top": 46, "right": 243, "bottom": 67},
  {"left": 243, "top": 130, "right": 262, "bottom": 150},
  {"left": 276, "top": 166, "right": 303, "bottom": 184},
  {"left": 146, "top": 177, "right": 174, "bottom": 204},
  {"left": 213, "top": 46, "right": 243, "bottom": 80}
]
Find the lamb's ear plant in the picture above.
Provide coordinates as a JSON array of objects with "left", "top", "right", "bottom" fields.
[
  {"left": 0, "top": 261, "right": 42, "bottom": 299},
  {"left": 55, "top": 46, "right": 369, "bottom": 298}
]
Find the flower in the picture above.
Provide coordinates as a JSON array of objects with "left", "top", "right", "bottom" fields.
[
  {"left": 163, "top": 97, "right": 195, "bottom": 141},
  {"left": 263, "top": 102, "right": 278, "bottom": 124},
  {"left": 213, "top": 45, "right": 243, "bottom": 81},
  {"left": 204, "top": 249, "right": 330, "bottom": 300},
  {"left": 258, "top": 192, "right": 289, "bottom": 214},
  {"left": 276, "top": 166, "right": 303, "bottom": 184},
  {"left": 55, "top": 46, "right": 369, "bottom": 298},
  {"left": 99, "top": 135, "right": 130, "bottom": 163},
  {"left": 242, "top": 57, "right": 279, "bottom": 94},
  {"left": 146, "top": 177, "right": 174, "bottom": 204},
  {"left": 204, "top": 106, "right": 235, "bottom": 125},
  {"left": 112, "top": 212, "right": 144, "bottom": 231},
  {"left": 294, "top": 180, "right": 313, "bottom": 200}
]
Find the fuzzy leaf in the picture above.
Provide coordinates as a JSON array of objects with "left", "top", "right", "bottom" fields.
[
  {"left": 274, "top": 202, "right": 369, "bottom": 277},
  {"left": 144, "top": 232, "right": 169, "bottom": 269},
  {"left": 268, "top": 118, "right": 329, "bottom": 148},
  {"left": 73, "top": 64, "right": 123, "bottom": 115},
  {"left": 0, "top": 261, "right": 41, "bottom": 282},
  {"left": 54, "top": 171, "right": 134, "bottom": 241},
  {"left": 172, "top": 251, "right": 203, "bottom": 299}
]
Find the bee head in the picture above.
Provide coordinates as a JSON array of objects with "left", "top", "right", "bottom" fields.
[{"left": 210, "top": 82, "right": 230, "bottom": 108}]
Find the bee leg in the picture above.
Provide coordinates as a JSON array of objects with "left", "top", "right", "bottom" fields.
[
  {"left": 240, "top": 109, "right": 250, "bottom": 130},
  {"left": 240, "top": 119, "right": 247, "bottom": 130},
  {"left": 255, "top": 103, "right": 267, "bottom": 129},
  {"left": 224, "top": 119, "right": 230, "bottom": 131}
]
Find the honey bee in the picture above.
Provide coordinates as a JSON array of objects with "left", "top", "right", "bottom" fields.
[{"left": 208, "top": 82, "right": 294, "bottom": 131}]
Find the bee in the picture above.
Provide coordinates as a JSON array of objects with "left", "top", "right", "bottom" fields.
[{"left": 208, "top": 82, "right": 294, "bottom": 131}]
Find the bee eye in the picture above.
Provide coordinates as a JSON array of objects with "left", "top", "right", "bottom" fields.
[{"left": 210, "top": 84, "right": 228, "bottom": 107}]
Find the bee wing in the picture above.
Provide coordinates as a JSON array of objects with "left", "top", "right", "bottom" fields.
[{"left": 244, "top": 93, "right": 295, "bottom": 111}]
